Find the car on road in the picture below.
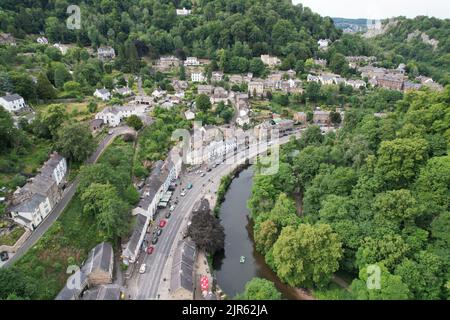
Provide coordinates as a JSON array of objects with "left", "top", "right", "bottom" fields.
[
  {"left": 151, "top": 237, "right": 158, "bottom": 245},
  {"left": 139, "top": 264, "right": 147, "bottom": 274},
  {"left": 180, "top": 190, "right": 186, "bottom": 197},
  {"left": 169, "top": 205, "right": 176, "bottom": 212},
  {"left": 165, "top": 211, "right": 171, "bottom": 219},
  {"left": 159, "top": 220, "right": 167, "bottom": 228},
  {"left": 200, "top": 172, "right": 206, "bottom": 177},
  {"left": 146, "top": 246, "right": 154, "bottom": 255},
  {"left": 0, "top": 251, "right": 9, "bottom": 262},
  {"left": 207, "top": 168, "right": 212, "bottom": 172},
  {"left": 108, "top": 130, "right": 114, "bottom": 135},
  {"left": 153, "top": 227, "right": 162, "bottom": 236},
  {"left": 187, "top": 183, "right": 193, "bottom": 189}
]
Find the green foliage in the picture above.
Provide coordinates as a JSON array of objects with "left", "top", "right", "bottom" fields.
[
  {"left": 272, "top": 224, "right": 342, "bottom": 288},
  {"left": 235, "top": 278, "right": 281, "bottom": 300},
  {"left": 126, "top": 115, "right": 143, "bottom": 131},
  {"left": 55, "top": 122, "right": 95, "bottom": 163}
]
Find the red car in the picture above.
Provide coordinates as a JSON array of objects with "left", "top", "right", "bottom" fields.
[
  {"left": 159, "top": 220, "right": 167, "bottom": 228},
  {"left": 147, "top": 246, "right": 154, "bottom": 254}
]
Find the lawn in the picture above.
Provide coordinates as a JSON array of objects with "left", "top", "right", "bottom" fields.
[{"left": 12, "top": 138, "right": 136, "bottom": 299}]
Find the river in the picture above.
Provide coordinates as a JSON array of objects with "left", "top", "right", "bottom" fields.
[{"left": 212, "top": 166, "right": 300, "bottom": 300}]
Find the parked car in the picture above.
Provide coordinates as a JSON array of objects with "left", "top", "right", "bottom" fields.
[
  {"left": 169, "top": 205, "right": 176, "bottom": 212},
  {"left": 159, "top": 220, "right": 167, "bottom": 228},
  {"left": 187, "top": 183, "right": 193, "bottom": 189},
  {"left": 181, "top": 190, "right": 186, "bottom": 196},
  {"left": 139, "top": 264, "right": 147, "bottom": 274},
  {"left": 0, "top": 251, "right": 9, "bottom": 262},
  {"left": 147, "top": 246, "right": 154, "bottom": 255},
  {"left": 165, "top": 212, "right": 172, "bottom": 219},
  {"left": 152, "top": 237, "right": 158, "bottom": 245},
  {"left": 200, "top": 172, "right": 206, "bottom": 177}
]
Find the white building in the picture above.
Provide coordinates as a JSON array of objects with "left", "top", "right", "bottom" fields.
[
  {"left": 346, "top": 79, "right": 366, "bottom": 89},
  {"left": 97, "top": 46, "right": 116, "bottom": 61},
  {"left": 236, "top": 115, "right": 250, "bottom": 127},
  {"left": 184, "top": 57, "right": 200, "bottom": 66},
  {"left": 37, "top": 37, "right": 48, "bottom": 44},
  {"left": 211, "top": 71, "right": 224, "bottom": 82},
  {"left": 113, "top": 87, "right": 132, "bottom": 96},
  {"left": 184, "top": 110, "right": 195, "bottom": 120},
  {"left": 95, "top": 105, "right": 144, "bottom": 127},
  {"left": 191, "top": 72, "right": 205, "bottom": 83},
  {"left": 152, "top": 88, "right": 167, "bottom": 99},
  {"left": 318, "top": 39, "right": 330, "bottom": 50},
  {"left": 0, "top": 94, "right": 26, "bottom": 113},
  {"left": 260, "top": 55, "right": 281, "bottom": 67},
  {"left": 94, "top": 88, "right": 111, "bottom": 101},
  {"left": 53, "top": 43, "right": 68, "bottom": 55},
  {"left": 176, "top": 7, "right": 192, "bottom": 16}
]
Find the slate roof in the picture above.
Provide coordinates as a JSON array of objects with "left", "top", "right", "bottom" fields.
[
  {"left": 55, "top": 270, "right": 88, "bottom": 300},
  {"left": 138, "top": 160, "right": 165, "bottom": 210},
  {"left": 81, "top": 284, "right": 122, "bottom": 300},
  {"left": 81, "top": 242, "right": 114, "bottom": 275},
  {"left": 122, "top": 213, "right": 147, "bottom": 260},
  {"left": 1, "top": 94, "right": 23, "bottom": 102},
  {"left": 9, "top": 193, "right": 46, "bottom": 213},
  {"left": 96, "top": 88, "right": 110, "bottom": 95},
  {"left": 170, "top": 240, "right": 197, "bottom": 294}
]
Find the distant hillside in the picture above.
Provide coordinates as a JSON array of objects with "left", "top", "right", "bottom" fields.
[{"left": 332, "top": 18, "right": 369, "bottom": 33}]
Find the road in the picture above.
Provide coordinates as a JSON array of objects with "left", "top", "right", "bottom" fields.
[
  {"left": 127, "top": 130, "right": 302, "bottom": 300},
  {"left": 2, "top": 126, "right": 135, "bottom": 268}
]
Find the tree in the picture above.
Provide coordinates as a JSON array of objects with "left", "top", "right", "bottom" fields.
[
  {"left": 394, "top": 251, "right": 445, "bottom": 299},
  {"left": 126, "top": 115, "right": 143, "bottom": 131},
  {"left": 36, "top": 73, "right": 56, "bottom": 100},
  {"left": 87, "top": 101, "right": 98, "bottom": 113},
  {"left": 196, "top": 94, "right": 212, "bottom": 112},
  {"left": 53, "top": 63, "right": 71, "bottom": 89},
  {"left": 356, "top": 235, "right": 409, "bottom": 271},
  {"left": 254, "top": 219, "right": 279, "bottom": 255},
  {"left": 351, "top": 263, "right": 410, "bottom": 300},
  {"left": 330, "top": 111, "right": 342, "bottom": 125},
  {"left": 375, "top": 138, "right": 428, "bottom": 190},
  {"left": 235, "top": 278, "right": 281, "bottom": 300},
  {"left": 372, "top": 190, "right": 421, "bottom": 232},
  {"left": 272, "top": 224, "right": 342, "bottom": 287},
  {"left": 187, "top": 200, "right": 225, "bottom": 254},
  {"left": 55, "top": 122, "right": 95, "bottom": 163},
  {"left": 0, "top": 268, "right": 36, "bottom": 300},
  {"left": 81, "top": 183, "right": 130, "bottom": 240},
  {"left": 179, "top": 64, "right": 186, "bottom": 81},
  {"left": 249, "top": 58, "right": 266, "bottom": 77}
]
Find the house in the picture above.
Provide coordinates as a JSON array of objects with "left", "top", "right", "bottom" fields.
[
  {"left": 318, "top": 39, "right": 330, "bottom": 50},
  {"left": 82, "top": 242, "right": 114, "bottom": 286},
  {"left": 53, "top": 43, "right": 68, "bottom": 55},
  {"left": 197, "top": 85, "right": 213, "bottom": 95},
  {"left": 95, "top": 105, "right": 144, "bottom": 127},
  {"left": 307, "top": 74, "right": 320, "bottom": 83},
  {"left": 346, "top": 79, "right": 366, "bottom": 89},
  {"left": 184, "top": 110, "right": 195, "bottom": 120},
  {"left": 156, "top": 56, "right": 180, "bottom": 71},
  {"left": 90, "top": 119, "right": 104, "bottom": 132},
  {"left": 314, "top": 59, "right": 327, "bottom": 68},
  {"left": 56, "top": 242, "right": 115, "bottom": 300},
  {"left": 236, "top": 115, "right": 250, "bottom": 127},
  {"left": 172, "top": 80, "right": 189, "bottom": 92},
  {"left": 184, "top": 57, "right": 200, "bottom": 66},
  {"left": 0, "top": 33, "right": 16, "bottom": 46},
  {"left": 37, "top": 37, "right": 48, "bottom": 44},
  {"left": 403, "top": 81, "right": 422, "bottom": 92},
  {"left": 191, "top": 72, "right": 205, "bottom": 83},
  {"left": 211, "top": 71, "right": 224, "bottom": 82},
  {"left": 170, "top": 240, "right": 197, "bottom": 300},
  {"left": 294, "top": 112, "right": 307, "bottom": 124},
  {"left": 286, "top": 69, "right": 296, "bottom": 79},
  {"left": 260, "top": 55, "right": 281, "bottom": 68},
  {"left": 113, "top": 87, "right": 132, "bottom": 96},
  {"left": 152, "top": 88, "right": 166, "bottom": 99},
  {"left": 318, "top": 74, "right": 336, "bottom": 86},
  {"left": 248, "top": 81, "right": 264, "bottom": 97},
  {"left": 94, "top": 88, "right": 111, "bottom": 101},
  {"left": 176, "top": 7, "right": 192, "bottom": 16},
  {"left": 377, "top": 75, "right": 404, "bottom": 91},
  {"left": 313, "top": 110, "right": 331, "bottom": 126},
  {"left": 229, "top": 75, "right": 244, "bottom": 84},
  {"left": 243, "top": 73, "right": 254, "bottom": 83},
  {"left": 270, "top": 118, "right": 294, "bottom": 135},
  {"left": 97, "top": 46, "right": 115, "bottom": 61},
  {"left": 0, "top": 94, "right": 26, "bottom": 113},
  {"left": 211, "top": 87, "right": 229, "bottom": 104},
  {"left": 9, "top": 152, "right": 67, "bottom": 230}
]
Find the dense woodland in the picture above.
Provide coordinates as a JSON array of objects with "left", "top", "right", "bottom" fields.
[{"left": 249, "top": 87, "right": 450, "bottom": 299}]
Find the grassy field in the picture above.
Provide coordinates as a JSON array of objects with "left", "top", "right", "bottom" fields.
[{"left": 12, "top": 138, "right": 135, "bottom": 299}]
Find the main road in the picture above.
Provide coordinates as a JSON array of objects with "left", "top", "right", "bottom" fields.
[
  {"left": 2, "top": 126, "right": 135, "bottom": 268},
  {"left": 127, "top": 129, "right": 303, "bottom": 299}
]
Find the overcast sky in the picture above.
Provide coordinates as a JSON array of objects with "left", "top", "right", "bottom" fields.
[{"left": 294, "top": 0, "right": 450, "bottom": 19}]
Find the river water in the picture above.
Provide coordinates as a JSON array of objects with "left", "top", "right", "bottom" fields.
[{"left": 212, "top": 166, "right": 299, "bottom": 300}]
